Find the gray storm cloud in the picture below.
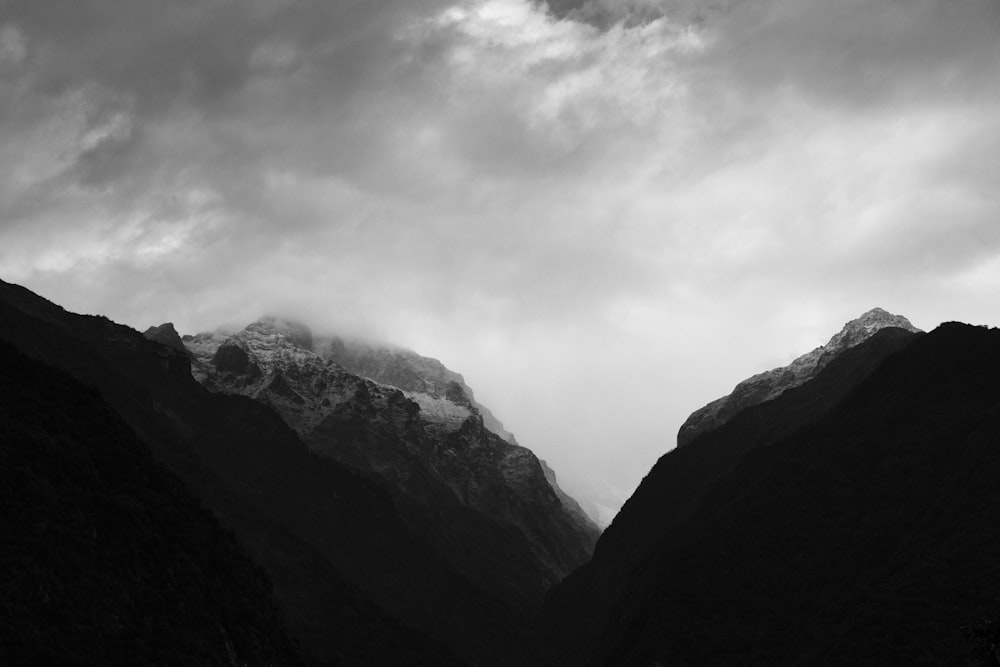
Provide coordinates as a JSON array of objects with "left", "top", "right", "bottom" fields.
[{"left": 2, "top": 0, "right": 999, "bottom": 519}]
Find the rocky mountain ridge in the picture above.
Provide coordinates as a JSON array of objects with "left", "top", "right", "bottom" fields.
[
  {"left": 677, "top": 307, "right": 920, "bottom": 447},
  {"left": 180, "top": 315, "right": 599, "bottom": 609},
  {"left": 318, "top": 333, "right": 519, "bottom": 443}
]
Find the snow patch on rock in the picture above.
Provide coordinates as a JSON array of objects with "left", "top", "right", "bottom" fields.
[{"left": 677, "top": 308, "right": 921, "bottom": 448}]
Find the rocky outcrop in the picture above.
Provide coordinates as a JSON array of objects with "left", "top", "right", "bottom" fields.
[
  {"left": 677, "top": 307, "right": 920, "bottom": 447},
  {"left": 185, "top": 317, "right": 599, "bottom": 610},
  {"left": 142, "top": 322, "right": 187, "bottom": 352}
]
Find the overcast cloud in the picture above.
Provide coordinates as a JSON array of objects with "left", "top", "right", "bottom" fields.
[{"left": 2, "top": 0, "right": 999, "bottom": 522}]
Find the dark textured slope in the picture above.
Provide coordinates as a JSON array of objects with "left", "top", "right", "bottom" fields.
[
  {"left": 555, "top": 323, "right": 1000, "bottom": 666},
  {"left": 0, "top": 342, "right": 301, "bottom": 666},
  {"left": 539, "top": 326, "right": 918, "bottom": 665},
  {"left": 0, "top": 280, "right": 525, "bottom": 666}
]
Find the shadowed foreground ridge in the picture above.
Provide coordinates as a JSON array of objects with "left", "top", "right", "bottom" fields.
[
  {"left": 542, "top": 321, "right": 1000, "bottom": 665},
  {"left": 0, "top": 342, "right": 301, "bottom": 666}
]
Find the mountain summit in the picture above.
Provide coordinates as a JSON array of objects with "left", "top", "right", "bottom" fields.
[
  {"left": 181, "top": 315, "right": 600, "bottom": 610},
  {"left": 677, "top": 307, "right": 920, "bottom": 447}
]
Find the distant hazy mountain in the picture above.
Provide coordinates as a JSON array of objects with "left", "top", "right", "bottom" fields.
[
  {"left": 182, "top": 316, "right": 599, "bottom": 612},
  {"left": 677, "top": 307, "right": 920, "bottom": 447},
  {"left": 541, "top": 315, "right": 1000, "bottom": 665}
]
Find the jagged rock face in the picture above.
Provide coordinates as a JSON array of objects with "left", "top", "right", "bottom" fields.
[
  {"left": 677, "top": 308, "right": 921, "bottom": 447},
  {"left": 319, "top": 335, "right": 518, "bottom": 444},
  {"left": 186, "top": 317, "right": 599, "bottom": 608}
]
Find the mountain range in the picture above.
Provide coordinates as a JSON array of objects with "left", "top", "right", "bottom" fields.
[
  {"left": 3, "top": 280, "right": 999, "bottom": 666},
  {"left": 0, "top": 279, "right": 591, "bottom": 665}
]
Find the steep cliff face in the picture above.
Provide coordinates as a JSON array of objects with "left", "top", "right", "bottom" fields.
[
  {"left": 183, "top": 316, "right": 599, "bottom": 610},
  {"left": 677, "top": 308, "right": 921, "bottom": 447}
]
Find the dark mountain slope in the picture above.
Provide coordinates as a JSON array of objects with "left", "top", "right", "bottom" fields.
[
  {"left": 0, "top": 342, "right": 301, "bottom": 666},
  {"left": 601, "top": 325, "right": 920, "bottom": 560},
  {"left": 572, "top": 322, "right": 1000, "bottom": 665},
  {"left": 0, "top": 280, "right": 525, "bottom": 666},
  {"left": 539, "top": 325, "right": 918, "bottom": 665}
]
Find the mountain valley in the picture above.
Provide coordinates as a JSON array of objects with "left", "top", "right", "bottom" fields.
[{"left": 3, "top": 282, "right": 999, "bottom": 666}]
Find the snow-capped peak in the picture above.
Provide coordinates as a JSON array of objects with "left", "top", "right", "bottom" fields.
[
  {"left": 677, "top": 307, "right": 921, "bottom": 447},
  {"left": 245, "top": 316, "right": 314, "bottom": 352}
]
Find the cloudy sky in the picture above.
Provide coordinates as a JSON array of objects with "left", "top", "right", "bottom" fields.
[{"left": 2, "top": 0, "right": 999, "bottom": 523}]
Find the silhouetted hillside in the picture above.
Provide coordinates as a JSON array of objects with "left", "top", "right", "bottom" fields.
[
  {"left": 543, "top": 322, "right": 1000, "bottom": 665},
  {"left": 601, "top": 325, "right": 920, "bottom": 561},
  {"left": 539, "top": 325, "right": 918, "bottom": 665},
  {"left": 0, "top": 342, "right": 301, "bottom": 666}
]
